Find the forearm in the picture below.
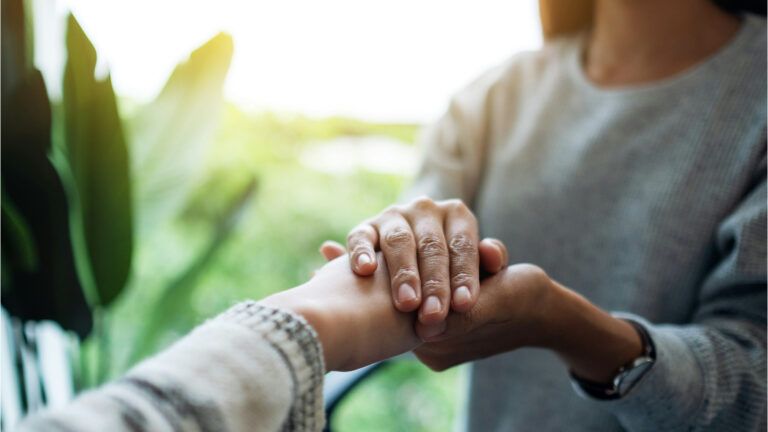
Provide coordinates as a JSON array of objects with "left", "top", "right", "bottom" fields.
[
  {"left": 19, "top": 302, "right": 325, "bottom": 432},
  {"left": 260, "top": 284, "right": 346, "bottom": 371},
  {"left": 578, "top": 315, "right": 766, "bottom": 431},
  {"left": 539, "top": 280, "right": 644, "bottom": 383},
  {"left": 263, "top": 254, "right": 421, "bottom": 372},
  {"left": 536, "top": 279, "right": 766, "bottom": 431}
]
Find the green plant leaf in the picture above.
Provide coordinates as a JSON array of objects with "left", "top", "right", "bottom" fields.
[
  {"left": 1, "top": 0, "right": 92, "bottom": 336},
  {"left": 62, "top": 14, "right": 133, "bottom": 307},
  {"left": 129, "top": 33, "right": 234, "bottom": 236},
  {"left": 1, "top": 190, "right": 38, "bottom": 274},
  {"left": 128, "top": 176, "right": 257, "bottom": 364},
  {"left": 1, "top": 0, "right": 34, "bottom": 94},
  {"left": 1, "top": 66, "right": 93, "bottom": 336}
]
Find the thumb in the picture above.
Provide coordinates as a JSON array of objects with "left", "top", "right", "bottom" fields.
[
  {"left": 320, "top": 240, "right": 346, "bottom": 261},
  {"left": 479, "top": 238, "right": 508, "bottom": 275}
]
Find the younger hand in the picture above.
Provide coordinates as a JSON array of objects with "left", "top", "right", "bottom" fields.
[{"left": 261, "top": 254, "right": 422, "bottom": 371}]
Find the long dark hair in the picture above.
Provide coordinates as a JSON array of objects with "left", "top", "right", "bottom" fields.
[{"left": 713, "top": 0, "right": 766, "bottom": 16}]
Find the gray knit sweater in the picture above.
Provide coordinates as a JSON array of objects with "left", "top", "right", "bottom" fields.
[{"left": 406, "top": 13, "right": 766, "bottom": 432}]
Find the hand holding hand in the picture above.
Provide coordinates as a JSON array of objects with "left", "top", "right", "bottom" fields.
[
  {"left": 323, "top": 197, "right": 504, "bottom": 326},
  {"left": 414, "top": 262, "right": 644, "bottom": 384},
  {"left": 261, "top": 254, "right": 422, "bottom": 372},
  {"left": 413, "top": 263, "right": 553, "bottom": 370}
]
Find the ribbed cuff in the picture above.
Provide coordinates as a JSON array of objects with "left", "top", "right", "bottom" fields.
[
  {"left": 215, "top": 301, "right": 326, "bottom": 431},
  {"left": 574, "top": 313, "right": 705, "bottom": 431}
]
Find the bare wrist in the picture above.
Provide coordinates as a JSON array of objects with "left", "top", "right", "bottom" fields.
[
  {"left": 523, "top": 272, "right": 566, "bottom": 348},
  {"left": 540, "top": 281, "right": 644, "bottom": 383},
  {"left": 261, "top": 288, "right": 346, "bottom": 371}
]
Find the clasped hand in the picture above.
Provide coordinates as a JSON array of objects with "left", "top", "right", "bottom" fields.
[
  {"left": 265, "top": 197, "right": 641, "bottom": 381},
  {"left": 306, "top": 197, "right": 556, "bottom": 372}
]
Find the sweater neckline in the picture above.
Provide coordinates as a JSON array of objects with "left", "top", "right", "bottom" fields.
[{"left": 567, "top": 14, "right": 760, "bottom": 98}]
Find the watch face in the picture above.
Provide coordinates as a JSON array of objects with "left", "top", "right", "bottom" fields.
[{"left": 617, "top": 358, "right": 654, "bottom": 395}]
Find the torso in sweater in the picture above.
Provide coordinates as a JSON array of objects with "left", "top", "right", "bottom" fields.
[{"left": 405, "top": 14, "right": 766, "bottom": 432}]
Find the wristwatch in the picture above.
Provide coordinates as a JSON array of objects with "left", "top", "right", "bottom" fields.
[{"left": 569, "top": 319, "right": 656, "bottom": 400}]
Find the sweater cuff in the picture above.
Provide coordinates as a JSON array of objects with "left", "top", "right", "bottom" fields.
[
  {"left": 574, "top": 313, "right": 705, "bottom": 430},
  {"left": 214, "top": 301, "right": 326, "bottom": 431}
]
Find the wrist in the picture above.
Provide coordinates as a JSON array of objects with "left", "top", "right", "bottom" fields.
[
  {"left": 523, "top": 272, "right": 567, "bottom": 348},
  {"left": 261, "top": 287, "right": 347, "bottom": 371},
  {"left": 540, "top": 281, "right": 644, "bottom": 383},
  {"left": 494, "top": 265, "right": 562, "bottom": 349}
]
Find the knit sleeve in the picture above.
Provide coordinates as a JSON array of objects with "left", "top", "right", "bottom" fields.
[
  {"left": 581, "top": 158, "right": 767, "bottom": 431},
  {"left": 17, "top": 301, "right": 326, "bottom": 432}
]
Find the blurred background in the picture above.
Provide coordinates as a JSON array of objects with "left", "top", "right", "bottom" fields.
[{"left": 2, "top": 0, "right": 541, "bottom": 429}]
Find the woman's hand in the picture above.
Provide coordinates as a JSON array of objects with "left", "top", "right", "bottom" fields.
[
  {"left": 412, "top": 263, "right": 553, "bottom": 368},
  {"left": 323, "top": 197, "right": 500, "bottom": 326},
  {"left": 414, "top": 264, "right": 644, "bottom": 384},
  {"left": 260, "top": 253, "right": 422, "bottom": 372}
]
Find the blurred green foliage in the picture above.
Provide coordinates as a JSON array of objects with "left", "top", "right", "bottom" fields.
[
  {"left": 61, "top": 15, "right": 133, "bottom": 308},
  {"left": 2, "top": 0, "right": 93, "bottom": 336},
  {"left": 333, "top": 361, "right": 466, "bottom": 431},
  {"left": 3, "top": 1, "right": 463, "bottom": 427},
  {"left": 101, "top": 106, "right": 464, "bottom": 431}
]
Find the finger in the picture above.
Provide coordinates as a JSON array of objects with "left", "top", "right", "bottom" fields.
[
  {"left": 377, "top": 213, "right": 421, "bottom": 312},
  {"left": 479, "top": 238, "right": 509, "bottom": 274},
  {"left": 443, "top": 200, "right": 480, "bottom": 313},
  {"left": 320, "top": 240, "right": 346, "bottom": 261},
  {"left": 346, "top": 223, "right": 379, "bottom": 275},
  {"left": 407, "top": 205, "right": 451, "bottom": 325}
]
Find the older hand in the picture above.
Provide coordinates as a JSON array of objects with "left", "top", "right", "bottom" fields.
[
  {"left": 414, "top": 263, "right": 644, "bottom": 384},
  {"left": 322, "top": 197, "right": 506, "bottom": 326},
  {"left": 261, "top": 253, "right": 422, "bottom": 372},
  {"left": 413, "top": 263, "right": 554, "bottom": 367}
]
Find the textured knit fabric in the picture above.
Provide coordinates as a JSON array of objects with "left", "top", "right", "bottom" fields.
[
  {"left": 17, "top": 302, "right": 326, "bottom": 432},
  {"left": 406, "top": 14, "right": 766, "bottom": 432}
]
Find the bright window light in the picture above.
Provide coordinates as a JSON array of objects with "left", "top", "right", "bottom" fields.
[{"left": 38, "top": 0, "right": 542, "bottom": 123}]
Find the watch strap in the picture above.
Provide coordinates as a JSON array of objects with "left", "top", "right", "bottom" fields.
[{"left": 570, "top": 318, "right": 656, "bottom": 400}]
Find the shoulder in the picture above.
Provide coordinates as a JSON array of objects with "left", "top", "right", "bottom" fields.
[
  {"left": 742, "top": 13, "right": 766, "bottom": 45},
  {"left": 715, "top": 14, "right": 767, "bottom": 132},
  {"left": 450, "top": 35, "right": 580, "bottom": 112},
  {"left": 725, "top": 14, "right": 766, "bottom": 85}
]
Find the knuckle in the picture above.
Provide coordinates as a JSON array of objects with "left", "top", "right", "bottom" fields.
[
  {"left": 346, "top": 225, "right": 374, "bottom": 244},
  {"left": 350, "top": 244, "right": 371, "bottom": 257},
  {"left": 442, "top": 198, "right": 465, "bottom": 210},
  {"left": 346, "top": 231, "right": 363, "bottom": 245},
  {"left": 380, "top": 205, "right": 402, "bottom": 219},
  {"left": 446, "top": 200, "right": 477, "bottom": 225},
  {"left": 516, "top": 263, "right": 548, "bottom": 280},
  {"left": 411, "top": 196, "right": 437, "bottom": 211},
  {"left": 444, "top": 198, "right": 470, "bottom": 214},
  {"left": 392, "top": 266, "right": 419, "bottom": 284},
  {"left": 422, "top": 278, "right": 449, "bottom": 295},
  {"left": 418, "top": 234, "right": 448, "bottom": 258},
  {"left": 448, "top": 234, "right": 476, "bottom": 255},
  {"left": 383, "top": 227, "right": 414, "bottom": 248},
  {"left": 451, "top": 272, "right": 474, "bottom": 287}
]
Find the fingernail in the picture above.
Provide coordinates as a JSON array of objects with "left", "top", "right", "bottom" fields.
[
  {"left": 420, "top": 322, "right": 447, "bottom": 340},
  {"left": 398, "top": 283, "right": 417, "bottom": 303},
  {"left": 423, "top": 296, "right": 442, "bottom": 316},
  {"left": 453, "top": 286, "right": 471, "bottom": 306},
  {"left": 356, "top": 254, "right": 371, "bottom": 268}
]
